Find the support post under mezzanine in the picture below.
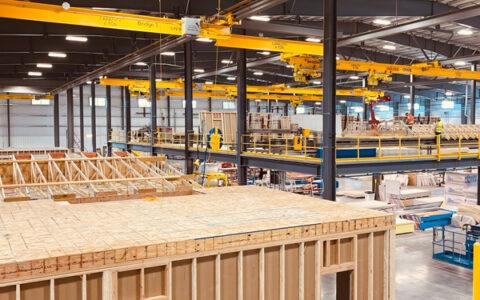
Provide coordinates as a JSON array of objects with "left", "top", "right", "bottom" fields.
[
  {"left": 6, "top": 99, "right": 10, "bottom": 147},
  {"left": 409, "top": 75, "right": 415, "bottom": 115},
  {"left": 472, "top": 64, "right": 477, "bottom": 125},
  {"left": 322, "top": 0, "right": 337, "bottom": 201},
  {"left": 125, "top": 87, "right": 131, "bottom": 147}
]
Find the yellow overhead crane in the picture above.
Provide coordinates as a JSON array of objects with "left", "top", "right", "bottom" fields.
[
  {"left": 99, "top": 78, "right": 384, "bottom": 106},
  {"left": 3, "top": 0, "right": 479, "bottom": 86},
  {"left": 0, "top": 0, "right": 323, "bottom": 56},
  {"left": 0, "top": 93, "right": 53, "bottom": 100},
  {"left": 281, "top": 54, "right": 480, "bottom": 84}
]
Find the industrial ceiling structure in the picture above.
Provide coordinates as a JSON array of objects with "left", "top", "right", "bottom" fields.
[{"left": 1, "top": 0, "right": 480, "bottom": 100}]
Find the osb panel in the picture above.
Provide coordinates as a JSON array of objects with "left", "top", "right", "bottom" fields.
[
  {"left": 221, "top": 253, "right": 238, "bottom": 300},
  {"left": 264, "top": 247, "right": 280, "bottom": 300}
]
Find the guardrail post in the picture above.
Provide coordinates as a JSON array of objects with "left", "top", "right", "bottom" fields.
[
  {"left": 474, "top": 243, "right": 479, "bottom": 300},
  {"left": 436, "top": 135, "right": 441, "bottom": 161}
]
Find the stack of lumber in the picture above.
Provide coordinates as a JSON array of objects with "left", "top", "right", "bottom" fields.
[
  {"left": 0, "top": 186, "right": 395, "bottom": 300},
  {"left": 200, "top": 111, "right": 237, "bottom": 144},
  {"left": 0, "top": 151, "right": 193, "bottom": 203},
  {"left": 407, "top": 173, "right": 437, "bottom": 187},
  {"left": 109, "top": 129, "right": 126, "bottom": 143}
]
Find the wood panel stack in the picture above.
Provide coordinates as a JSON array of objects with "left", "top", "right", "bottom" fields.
[
  {"left": 0, "top": 186, "right": 395, "bottom": 300},
  {"left": 444, "top": 171, "right": 478, "bottom": 209},
  {"left": 0, "top": 151, "right": 193, "bottom": 204}
]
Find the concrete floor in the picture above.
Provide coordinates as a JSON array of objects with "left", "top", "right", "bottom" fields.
[{"left": 396, "top": 230, "right": 472, "bottom": 299}]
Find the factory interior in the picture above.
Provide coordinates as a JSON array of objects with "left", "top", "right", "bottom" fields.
[{"left": 0, "top": 0, "right": 480, "bottom": 299}]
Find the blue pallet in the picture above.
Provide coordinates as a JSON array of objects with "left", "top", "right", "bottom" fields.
[{"left": 316, "top": 148, "right": 377, "bottom": 159}]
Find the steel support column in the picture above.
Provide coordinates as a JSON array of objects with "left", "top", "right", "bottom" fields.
[
  {"left": 53, "top": 93, "right": 60, "bottom": 147},
  {"left": 150, "top": 61, "right": 157, "bottom": 153},
  {"left": 125, "top": 87, "right": 131, "bottom": 145},
  {"left": 393, "top": 101, "right": 399, "bottom": 117},
  {"left": 6, "top": 99, "right": 10, "bottom": 147},
  {"left": 184, "top": 42, "right": 194, "bottom": 174},
  {"left": 425, "top": 98, "right": 431, "bottom": 120},
  {"left": 472, "top": 64, "right": 477, "bottom": 124},
  {"left": 106, "top": 85, "right": 112, "bottom": 156},
  {"left": 79, "top": 85, "right": 85, "bottom": 151},
  {"left": 237, "top": 48, "right": 248, "bottom": 185},
  {"left": 66, "top": 88, "right": 74, "bottom": 149},
  {"left": 167, "top": 95, "right": 171, "bottom": 127},
  {"left": 322, "top": 0, "right": 337, "bottom": 201},
  {"left": 409, "top": 75, "right": 415, "bottom": 115},
  {"left": 208, "top": 97, "right": 212, "bottom": 112},
  {"left": 90, "top": 82, "right": 97, "bottom": 152},
  {"left": 120, "top": 86, "right": 125, "bottom": 129}
]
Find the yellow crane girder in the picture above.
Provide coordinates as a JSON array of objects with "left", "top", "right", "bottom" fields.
[
  {"left": 0, "top": 0, "right": 323, "bottom": 56},
  {"left": 0, "top": 93, "right": 53, "bottom": 100},
  {"left": 100, "top": 78, "right": 383, "bottom": 102}
]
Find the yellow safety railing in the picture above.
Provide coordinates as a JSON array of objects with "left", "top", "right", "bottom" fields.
[
  {"left": 474, "top": 243, "right": 479, "bottom": 300},
  {"left": 124, "top": 131, "right": 480, "bottom": 163}
]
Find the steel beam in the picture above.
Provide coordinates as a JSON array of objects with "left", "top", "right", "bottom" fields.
[
  {"left": 120, "top": 86, "right": 125, "bottom": 130},
  {"left": 53, "top": 93, "right": 59, "bottom": 147},
  {"left": 321, "top": 0, "right": 337, "bottom": 201},
  {"left": 125, "top": 87, "right": 131, "bottom": 145},
  {"left": 149, "top": 61, "right": 157, "bottom": 154},
  {"left": 167, "top": 95, "right": 171, "bottom": 127},
  {"left": 409, "top": 75, "right": 415, "bottom": 115},
  {"left": 79, "top": 85, "right": 85, "bottom": 151},
  {"left": 90, "top": 82, "right": 96, "bottom": 152},
  {"left": 338, "top": 4, "right": 480, "bottom": 46},
  {"left": 472, "top": 64, "right": 477, "bottom": 125},
  {"left": 208, "top": 97, "right": 212, "bottom": 112},
  {"left": 6, "top": 99, "right": 10, "bottom": 147},
  {"left": 184, "top": 41, "right": 194, "bottom": 174},
  {"left": 237, "top": 47, "right": 248, "bottom": 185},
  {"left": 50, "top": 36, "right": 190, "bottom": 94},
  {"left": 106, "top": 85, "right": 112, "bottom": 156},
  {"left": 66, "top": 88, "right": 74, "bottom": 149},
  {"left": 425, "top": 98, "right": 431, "bottom": 120}
]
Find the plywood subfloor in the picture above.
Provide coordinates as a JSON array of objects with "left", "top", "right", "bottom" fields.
[{"left": 0, "top": 186, "right": 392, "bottom": 281}]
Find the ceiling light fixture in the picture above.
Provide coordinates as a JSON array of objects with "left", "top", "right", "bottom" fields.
[
  {"left": 286, "top": 65, "right": 294, "bottom": 69},
  {"left": 339, "top": 100, "right": 347, "bottom": 104},
  {"left": 305, "top": 37, "right": 321, "bottom": 43},
  {"left": 382, "top": 44, "right": 396, "bottom": 50},
  {"left": 36, "top": 63, "right": 52, "bottom": 69},
  {"left": 194, "top": 68, "right": 205, "bottom": 73},
  {"left": 349, "top": 75, "right": 360, "bottom": 80},
  {"left": 373, "top": 19, "right": 391, "bottom": 26},
  {"left": 221, "top": 59, "right": 234, "bottom": 64},
  {"left": 249, "top": 15, "right": 270, "bottom": 22},
  {"left": 255, "top": 99, "right": 262, "bottom": 102},
  {"left": 161, "top": 51, "right": 175, "bottom": 56},
  {"left": 205, "top": 81, "right": 213, "bottom": 85},
  {"left": 196, "top": 37, "right": 213, "bottom": 43},
  {"left": 48, "top": 52, "right": 67, "bottom": 58},
  {"left": 227, "top": 76, "right": 236, "bottom": 81},
  {"left": 445, "top": 91, "right": 454, "bottom": 96},
  {"left": 28, "top": 71, "right": 42, "bottom": 76},
  {"left": 315, "top": 102, "right": 322, "bottom": 105},
  {"left": 258, "top": 51, "right": 271, "bottom": 56},
  {"left": 312, "top": 80, "right": 321, "bottom": 85},
  {"left": 458, "top": 28, "right": 473, "bottom": 36},
  {"left": 135, "top": 62, "right": 148, "bottom": 66},
  {"left": 86, "top": 81, "right": 92, "bottom": 84},
  {"left": 454, "top": 60, "right": 467, "bottom": 66},
  {"left": 253, "top": 71, "right": 264, "bottom": 76},
  {"left": 66, "top": 35, "right": 88, "bottom": 42}
]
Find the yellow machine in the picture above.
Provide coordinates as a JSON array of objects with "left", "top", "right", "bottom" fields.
[
  {"left": 293, "top": 128, "right": 311, "bottom": 151},
  {"left": 203, "top": 172, "right": 229, "bottom": 188},
  {"left": 208, "top": 127, "right": 223, "bottom": 151}
]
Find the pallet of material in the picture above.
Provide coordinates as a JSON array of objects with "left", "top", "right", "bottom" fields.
[{"left": 0, "top": 186, "right": 395, "bottom": 300}]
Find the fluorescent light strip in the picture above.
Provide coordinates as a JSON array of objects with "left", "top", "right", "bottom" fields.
[
  {"left": 36, "top": 63, "right": 52, "bottom": 69},
  {"left": 28, "top": 71, "right": 42, "bottom": 76},
  {"left": 48, "top": 52, "right": 67, "bottom": 58},
  {"left": 66, "top": 35, "right": 88, "bottom": 42},
  {"left": 249, "top": 16, "right": 270, "bottom": 22}
]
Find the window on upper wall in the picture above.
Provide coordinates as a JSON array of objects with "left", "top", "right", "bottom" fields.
[
  {"left": 89, "top": 97, "right": 106, "bottom": 107},
  {"left": 296, "top": 106, "right": 306, "bottom": 114},
  {"left": 441, "top": 100, "right": 455, "bottom": 109},
  {"left": 182, "top": 100, "right": 197, "bottom": 108},
  {"left": 223, "top": 101, "right": 236, "bottom": 109},
  {"left": 31, "top": 99, "right": 51, "bottom": 106},
  {"left": 138, "top": 98, "right": 151, "bottom": 108}
]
